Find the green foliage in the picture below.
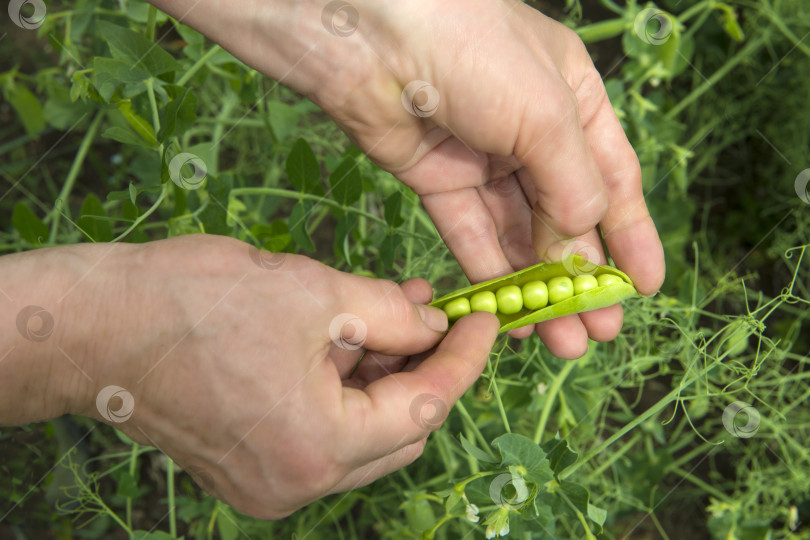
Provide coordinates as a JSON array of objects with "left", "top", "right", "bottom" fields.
[{"left": 1, "top": 0, "right": 809, "bottom": 538}]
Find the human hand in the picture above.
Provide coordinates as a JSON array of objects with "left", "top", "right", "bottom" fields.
[
  {"left": 313, "top": 0, "right": 665, "bottom": 358},
  {"left": 146, "top": 0, "right": 665, "bottom": 358},
  {"left": 57, "top": 235, "right": 498, "bottom": 518}
]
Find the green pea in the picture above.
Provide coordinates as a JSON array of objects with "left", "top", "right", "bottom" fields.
[
  {"left": 443, "top": 297, "right": 471, "bottom": 321},
  {"left": 597, "top": 274, "right": 623, "bottom": 287},
  {"left": 470, "top": 290, "right": 497, "bottom": 313},
  {"left": 522, "top": 280, "right": 548, "bottom": 310},
  {"left": 573, "top": 274, "right": 598, "bottom": 295},
  {"left": 547, "top": 276, "right": 574, "bottom": 304},
  {"left": 496, "top": 285, "right": 523, "bottom": 314}
]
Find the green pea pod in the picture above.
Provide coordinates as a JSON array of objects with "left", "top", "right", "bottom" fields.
[{"left": 430, "top": 255, "right": 638, "bottom": 333}]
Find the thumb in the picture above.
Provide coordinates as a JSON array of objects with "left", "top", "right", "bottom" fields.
[
  {"left": 329, "top": 273, "right": 448, "bottom": 356},
  {"left": 342, "top": 311, "right": 500, "bottom": 460}
]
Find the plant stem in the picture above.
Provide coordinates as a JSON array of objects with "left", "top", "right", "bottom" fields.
[
  {"left": 533, "top": 360, "right": 576, "bottom": 444},
  {"left": 126, "top": 442, "right": 139, "bottom": 538},
  {"left": 231, "top": 187, "right": 388, "bottom": 226},
  {"left": 665, "top": 35, "right": 767, "bottom": 119},
  {"left": 177, "top": 45, "right": 222, "bottom": 86},
  {"left": 48, "top": 112, "right": 104, "bottom": 242},
  {"left": 167, "top": 458, "right": 177, "bottom": 537},
  {"left": 112, "top": 183, "right": 169, "bottom": 242},
  {"left": 145, "top": 5, "right": 157, "bottom": 41}
]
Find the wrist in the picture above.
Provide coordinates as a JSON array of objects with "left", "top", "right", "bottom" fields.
[{"left": 0, "top": 244, "right": 130, "bottom": 424}]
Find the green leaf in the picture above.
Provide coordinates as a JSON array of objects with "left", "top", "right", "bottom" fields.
[
  {"left": 540, "top": 438, "right": 578, "bottom": 476},
  {"left": 266, "top": 100, "right": 301, "bottom": 142},
  {"left": 115, "top": 471, "right": 140, "bottom": 498},
  {"left": 157, "top": 86, "right": 198, "bottom": 142},
  {"left": 197, "top": 175, "right": 233, "bottom": 236},
  {"left": 12, "top": 202, "right": 48, "bottom": 244},
  {"left": 95, "top": 20, "right": 179, "bottom": 77},
  {"left": 43, "top": 96, "right": 92, "bottom": 130},
  {"left": 79, "top": 194, "right": 113, "bottom": 242},
  {"left": 116, "top": 100, "right": 157, "bottom": 146},
  {"left": 459, "top": 433, "right": 498, "bottom": 464},
  {"left": 380, "top": 233, "right": 402, "bottom": 270},
  {"left": 122, "top": 200, "right": 149, "bottom": 243},
  {"left": 556, "top": 480, "right": 604, "bottom": 533},
  {"left": 329, "top": 157, "right": 362, "bottom": 206},
  {"left": 401, "top": 494, "right": 435, "bottom": 533},
  {"left": 216, "top": 508, "right": 240, "bottom": 540},
  {"left": 491, "top": 433, "right": 553, "bottom": 485},
  {"left": 289, "top": 200, "right": 316, "bottom": 252},
  {"left": 93, "top": 57, "right": 150, "bottom": 102},
  {"left": 5, "top": 83, "right": 46, "bottom": 137},
  {"left": 334, "top": 213, "right": 357, "bottom": 266},
  {"left": 251, "top": 221, "right": 291, "bottom": 252},
  {"left": 102, "top": 126, "right": 154, "bottom": 148},
  {"left": 384, "top": 191, "right": 404, "bottom": 228},
  {"left": 286, "top": 138, "right": 321, "bottom": 193}
]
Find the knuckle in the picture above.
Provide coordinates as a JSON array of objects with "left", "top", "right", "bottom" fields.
[{"left": 380, "top": 280, "right": 416, "bottom": 326}]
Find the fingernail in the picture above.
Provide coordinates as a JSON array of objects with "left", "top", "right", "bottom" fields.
[{"left": 415, "top": 304, "right": 448, "bottom": 333}]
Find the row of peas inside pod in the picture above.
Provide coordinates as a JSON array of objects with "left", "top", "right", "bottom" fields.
[{"left": 429, "top": 255, "right": 639, "bottom": 333}]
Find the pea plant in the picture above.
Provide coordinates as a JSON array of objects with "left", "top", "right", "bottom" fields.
[{"left": 1, "top": 0, "right": 809, "bottom": 538}]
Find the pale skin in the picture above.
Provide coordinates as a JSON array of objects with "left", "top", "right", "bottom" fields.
[{"left": 1, "top": 0, "right": 664, "bottom": 520}]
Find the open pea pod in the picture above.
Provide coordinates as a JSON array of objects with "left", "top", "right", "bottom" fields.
[{"left": 430, "top": 255, "right": 638, "bottom": 333}]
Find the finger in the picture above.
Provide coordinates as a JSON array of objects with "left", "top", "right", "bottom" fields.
[
  {"left": 421, "top": 189, "right": 514, "bottom": 282},
  {"left": 331, "top": 275, "right": 448, "bottom": 357},
  {"left": 582, "top": 92, "right": 665, "bottom": 295},
  {"left": 517, "top": 74, "right": 608, "bottom": 254},
  {"left": 578, "top": 303, "right": 623, "bottom": 342},
  {"left": 329, "top": 439, "right": 427, "bottom": 494},
  {"left": 477, "top": 173, "right": 537, "bottom": 269},
  {"left": 342, "top": 312, "right": 498, "bottom": 459},
  {"left": 400, "top": 277, "right": 434, "bottom": 305},
  {"left": 348, "top": 350, "right": 408, "bottom": 388},
  {"left": 534, "top": 314, "right": 589, "bottom": 359}
]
